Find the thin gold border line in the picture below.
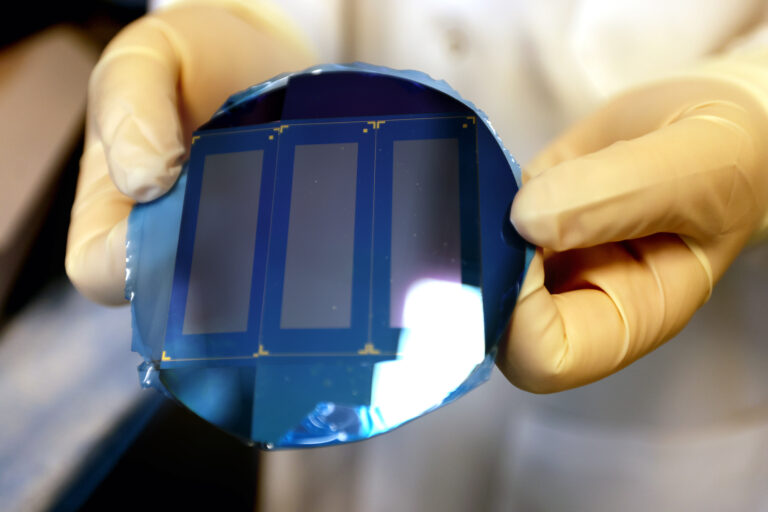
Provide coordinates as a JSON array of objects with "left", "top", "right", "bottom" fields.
[
  {"left": 197, "top": 115, "right": 469, "bottom": 138},
  {"left": 160, "top": 352, "right": 402, "bottom": 362}
]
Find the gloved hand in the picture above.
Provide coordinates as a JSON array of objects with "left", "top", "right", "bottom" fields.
[
  {"left": 501, "top": 53, "right": 768, "bottom": 393},
  {"left": 65, "top": 0, "right": 314, "bottom": 305}
]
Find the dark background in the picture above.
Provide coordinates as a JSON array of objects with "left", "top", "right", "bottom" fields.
[{"left": 1, "top": 3, "right": 262, "bottom": 510}]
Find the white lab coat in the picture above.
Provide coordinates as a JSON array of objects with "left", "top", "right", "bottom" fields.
[{"left": 250, "top": 1, "right": 768, "bottom": 510}]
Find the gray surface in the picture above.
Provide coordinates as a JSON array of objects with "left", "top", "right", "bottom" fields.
[
  {"left": 183, "top": 150, "right": 263, "bottom": 335},
  {"left": 390, "top": 138, "right": 461, "bottom": 327},
  {"left": 0, "top": 279, "right": 142, "bottom": 512},
  {"left": 280, "top": 143, "right": 358, "bottom": 329}
]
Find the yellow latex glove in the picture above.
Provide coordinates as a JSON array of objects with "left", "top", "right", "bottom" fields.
[
  {"left": 65, "top": 1, "right": 315, "bottom": 305},
  {"left": 501, "top": 53, "right": 768, "bottom": 393}
]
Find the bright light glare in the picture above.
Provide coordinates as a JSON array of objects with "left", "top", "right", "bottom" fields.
[{"left": 369, "top": 279, "right": 485, "bottom": 428}]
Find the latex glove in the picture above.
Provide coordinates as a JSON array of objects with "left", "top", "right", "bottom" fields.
[
  {"left": 65, "top": 1, "right": 315, "bottom": 305},
  {"left": 501, "top": 53, "right": 768, "bottom": 393}
]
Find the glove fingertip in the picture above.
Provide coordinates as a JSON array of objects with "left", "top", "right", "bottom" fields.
[
  {"left": 510, "top": 181, "right": 564, "bottom": 250},
  {"left": 99, "top": 101, "right": 185, "bottom": 202},
  {"left": 121, "top": 163, "right": 183, "bottom": 202},
  {"left": 110, "top": 152, "right": 183, "bottom": 202},
  {"left": 106, "top": 133, "right": 184, "bottom": 202}
]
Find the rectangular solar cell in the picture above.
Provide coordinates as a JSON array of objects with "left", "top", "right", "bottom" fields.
[
  {"left": 390, "top": 138, "right": 462, "bottom": 327},
  {"left": 280, "top": 143, "right": 358, "bottom": 329},
  {"left": 183, "top": 150, "right": 263, "bottom": 335}
]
